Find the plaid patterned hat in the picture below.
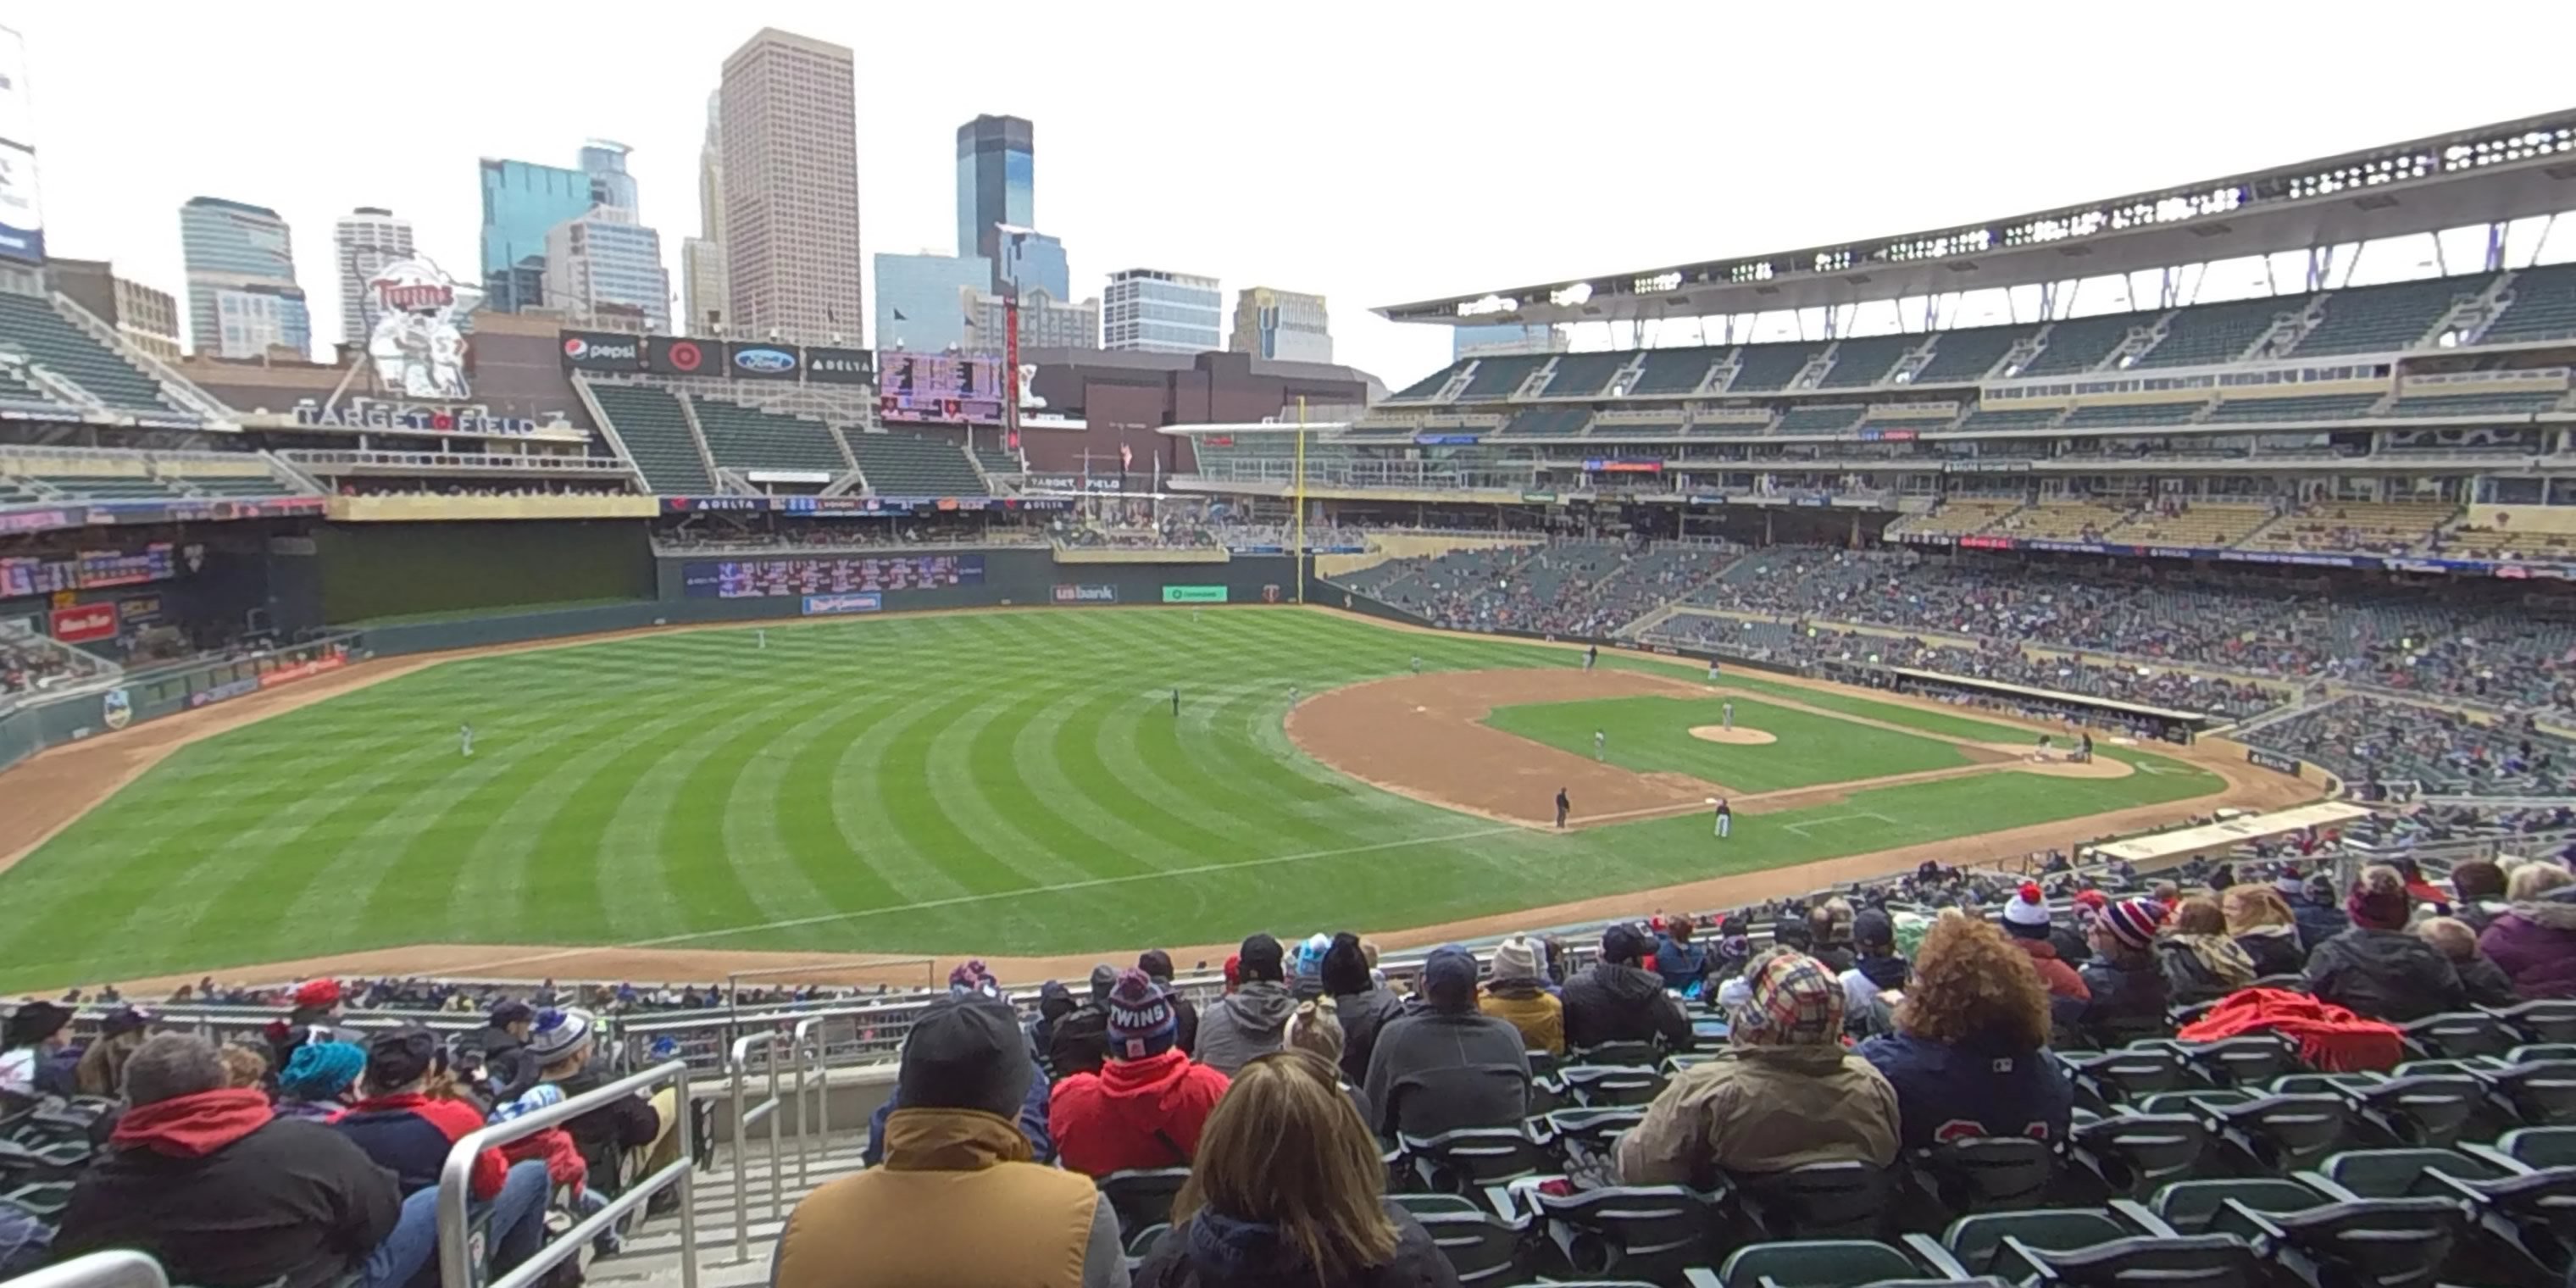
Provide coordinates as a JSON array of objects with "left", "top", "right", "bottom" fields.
[
  {"left": 2101, "top": 897, "right": 2164, "bottom": 951},
  {"left": 1735, "top": 951, "right": 1845, "bottom": 1047}
]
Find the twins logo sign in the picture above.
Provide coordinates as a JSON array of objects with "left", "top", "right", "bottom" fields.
[{"left": 102, "top": 688, "right": 132, "bottom": 730}]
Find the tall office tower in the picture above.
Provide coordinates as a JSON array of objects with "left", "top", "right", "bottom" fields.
[
  {"left": 179, "top": 196, "right": 310, "bottom": 358},
  {"left": 333, "top": 206, "right": 414, "bottom": 349},
  {"left": 682, "top": 92, "right": 727, "bottom": 333},
  {"left": 719, "top": 28, "right": 863, "bottom": 345}
]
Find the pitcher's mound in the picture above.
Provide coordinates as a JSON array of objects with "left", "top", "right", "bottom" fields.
[{"left": 1689, "top": 725, "right": 1777, "bottom": 746}]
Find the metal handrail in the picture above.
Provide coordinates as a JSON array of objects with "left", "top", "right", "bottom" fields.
[
  {"left": 726, "top": 1032, "right": 787, "bottom": 1263},
  {"left": 436, "top": 1059, "right": 697, "bottom": 1288},
  {"left": 0, "top": 1252, "right": 169, "bottom": 1288}
]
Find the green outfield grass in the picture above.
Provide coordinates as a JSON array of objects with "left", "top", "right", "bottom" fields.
[
  {"left": 0, "top": 613, "right": 2230, "bottom": 987},
  {"left": 1481, "top": 694, "right": 1974, "bottom": 792}
]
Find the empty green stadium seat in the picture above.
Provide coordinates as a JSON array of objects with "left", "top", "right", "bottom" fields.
[
  {"left": 588, "top": 385, "right": 713, "bottom": 493},
  {"left": 2133, "top": 296, "right": 2308, "bottom": 369},
  {"left": 1817, "top": 335, "right": 1913, "bottom": 388},
  {"left": 2312, "top": 1147, "right": 2506, "bottom": 1199},
  {"left": 1541, "top": 352, "right": 1630, "bottom": 397},
  {"left": 1773, "top": 405, "right": 1863, "bottom": 434},
  {"left": 2294, "top": 275, "right": 2493, "bottom": 355},
  {"left": 848, "top": 433, "right": 989, "bottom": 496},
  {"left": 1718, "top": 1240, "right": 1922, "bottom": 1288},
  {"left": 2058, "top": 402, "right": 2205, "bottom": 429},
  {"left": 1504, "top": 406, "right": 1592, "bottom": 436},
  {"left": 2380, "top": 389, "right": 2563, "bottom": 418},
  {"left": 1629, "top": 348, "right": 1723, "bottom": 396},
  {"left": 1391, "top": 1192, "right": 1526, "bottom": 1286},
  {"left": 2018, "top": 314, "right": 2141, "bottom": 377},
  {"left": 689, "top": 397, "right": 848, "bottom": 474},
  {"left": 2145, "top": 1178, "right": 2327, "bottom": 1235},
  {"left": 1457, "top": 355, "right": 1551, "bottom": 400},
  {"left": 1914, "top": 325, "right": 2032, "bottom": 383},
  {"left": 0, "top": 292, "right": 186, "bottom": 415},
  {"left": 2483, "top": 264, "right": 2576, "bottom": 343},
  {"left": 1387, "top": 360, "right": 1468, "bottom": 402},
  {"left": 2201, "top": 394, "right": 2382, "bottom": 424},
  {"left": 1726, "top": 343, "right": 1827, "bottom": 391}
]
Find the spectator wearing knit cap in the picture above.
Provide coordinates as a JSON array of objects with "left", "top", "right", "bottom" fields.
[
  {"left": 2000, "top": 883, "right": 2090, "bottom": 1030},
  {"left": 1196, "top": 934, "right": 1296, "bottom": 1076},
  {"left": 1049, "top": 969, "right": 1231, "bottom": 1178},
  {"left": 2076, "top": 898, "right": 2171, "bottom": 1040},
  {"left": 1618, "top": 949, "right": 1897, "bottom": 1185},
  {"left": 265, "top": 980, "right": 344, "bottom": 1083},
  {"left": 774, "top": 997, "right": 1128, "bottom": 1288},
  {"left": 1319, "top": 932, "right": 1404, "bottom": 1087},
  {"left": 2, "top": 1001, "right": 75, "bottom": 1100},
  {"left": 273, "top": 1041, "right": 366, "bottom": 1122},
  {"left": 2304, "top": 865, "right": 2466, "bottom": 1022},
  {"left": 1478, "top": 935, "right": 1565, "bottom": 1055},
  {"left": 1563, "top": 924, "right": 1695, "bottom": 1054},
  {"left": 2274, "top": 864, "right": 2351, "bottom": 956},
  {"left": 1045, "top": 964, "right": 1119, "bottom": 1082},
  {"left": 469, "top": 1000, "right": 539, "bottom": 1106},
  {"left": 1839, "top": 910, "right": 1907, "bottom": 1040},
  {"left": 1291, "top": 933, "right": 1333, "bottom": 1003},
  {"left": 1363, "top": 946, "right": 1530, "bottom": 1140},
  {"left": 1137, "top": 950, "right": 1199, "bottom": 1056}
]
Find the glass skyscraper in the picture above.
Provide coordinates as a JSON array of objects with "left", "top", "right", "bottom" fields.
[
  {"left": 955, "top": 114, "right": 1032, "bottom": 274},
  {"left": 178, "top": 196, "right": 310, "bottom": 358},
  {"left": 478, "top": 158, "right": 595, "bottom": 313},
  {"left": 580, "top": 141, "right": 637, "bottom": 210},
  {"left": 544, "top": 209, "right": 671, "bottom": 333},
  {"left": 1103, "top": 268, "right": 1223, "bottom": 354},
  {"left": 1002, "top": 230, "right": 1069, "bottom": 302}
]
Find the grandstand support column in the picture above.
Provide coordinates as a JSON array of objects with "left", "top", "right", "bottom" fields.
[{"left": 1295, "top": 396, "right": 1307, "bottom": 605}]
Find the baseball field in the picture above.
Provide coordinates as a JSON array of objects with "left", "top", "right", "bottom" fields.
[{"left": 0, "top": 608, "right": 2309, "bottom": 991}]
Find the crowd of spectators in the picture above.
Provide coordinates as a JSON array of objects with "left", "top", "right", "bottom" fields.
[
  {"left": 3, "top": 633, "right": 97, "bottom": 699},
  {"left": 1355, "top": 536, "right": 1740, "bottom": 636},
  {"left": 330, "top": 478, "right": 636, "bottom": 497},
  {"left": 652, "top": 520, "right": 1048, "bottom": 553},
  {"left": 2242, "top": 696, "right": 2576, "bottom": 799}
]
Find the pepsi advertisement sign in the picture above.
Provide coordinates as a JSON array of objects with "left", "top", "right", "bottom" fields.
[
  {"left": 728, "top": 342, "right": 802, "bottom": 380},
  {"left": 558, "top": 330, "right": 646, "bottom": 372}
]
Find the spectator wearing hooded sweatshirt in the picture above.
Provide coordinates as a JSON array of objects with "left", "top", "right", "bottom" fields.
[
  {"left": 1321, "top": 933, "right": 1404, "bottom": 1088},
  {"left": 1197, "top": 934, "right": 1297, "bottom": 1076},
  {"left": 54, "top": 1034, "right": 403, "bottom": 1288},
  {"left": 1363, "top": 946, "right": 1530, "bottom": 1141},
  {"left": 1563, "top": 924, "right": 1695, "bottom": 1054},
  {"left": 2306, "top": 866, "right": 2465, "bottom": 1023},
  {"left": 2417, "top": 917, "right": 2518, "bottom": 1008},
  {"left": 332, "top": 1029, "right": 552, "bottom": 1278},
  {"left": 1653, "top": 916, "right": 1711, "bottom": 996},
  {"left": 1862, "top": 918, "right": 2073, "bottom": 1150},
  {"left": 1048, "top": 964, "right": 1120, "bottom": 1081},
  {"left": 773, "top": 997, "right": 1128, "bottom": 1288},
  {"left": 1051, "top": 970, "right": 1232, "bottom": 1178},
  {"left": 2077, "top": 898, "right": 2171, "bottom": 1041},
  {"left": 2158, "top": 896, "right": 2257, "bottom": 1005},
  {"left": 1618, "top": 950, "right": 1898, "bottom": 1185},
  {"left": 273, "top": 1041, "right": 367, "bottom": 1122},
  {"left": 2481, "top": 864, "right": 2576, "bottom": 998},
  {"left": 1139, "top": 950, "right": 1200, "bottom": 1056},
  {"left": 2221, "top": 885, "right": 2307, "bottom": 979},
  {"left": 1999, "top": 885, "right": 2090, "bottom": 1030},
  {"left": 1477, "top": 936, "right": 1565, "bottom": 1055},
  {"left": 1840, "top": 909, "right": 1908, "bottom": 1040},
  {"left": 1031, "top": 980, "right": 1081, "bottom": 1076}
]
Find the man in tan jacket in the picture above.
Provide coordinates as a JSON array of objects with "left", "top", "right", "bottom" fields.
[
  {"left": 1617, "top": 949, "right": 1898, "bottom": 1188},
  {"left": 771, "top": 997, "right": 1129, "bottom": 1288}
]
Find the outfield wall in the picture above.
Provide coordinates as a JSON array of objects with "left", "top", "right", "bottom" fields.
[{"left": 0, "top": 636, "right": 356, "bottom": 776}]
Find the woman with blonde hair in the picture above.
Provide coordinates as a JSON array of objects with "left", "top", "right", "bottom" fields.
[
  {"left": 1135, "top": 1048, "right": 1459, "bottom": 1287},
  {"left": 1861, "top": 917, "right": 2072, "bottom": 1149},
  {"left": 2479, "top": 863, "right": 2576, "bottom": 998},
  {"left": 2220, "top": 885, "right": 2306, "bottom": 978},
  {"left": 2158, "top": 896, "right": 2256, "bottom": 1004}
]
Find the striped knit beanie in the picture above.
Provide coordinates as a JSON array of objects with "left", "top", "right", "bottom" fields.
[{"left": 2101, "top": 898, "right": 2163, "bottom": 952}]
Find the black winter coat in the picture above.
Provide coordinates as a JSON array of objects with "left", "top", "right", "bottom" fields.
[
  {"left": 558, "top": 1064, "right": 667, "bottom": 1189},
  {"left": 1046, "top": 1002, "right": 1111, "bottom": 1080},
  {"left": 1561, "top": 963, "right": 1694, "bottom": 1053},
  {"left": 1360, "top": 1010, "right": 1530, "bottom": 1140},
  {"left": 2077, "top": 957, "right": 2170, "bottom": 1041},
  {"left": 1135, "top": 1200, "right": 1462, "bottom": 1288},
  {"left": 54, "top": 1118, "right": 399, "bottom": 1288},
  {"left": 2304, "top": 928, "right": 2466, "bottom": 1024},
  {"left": 1330, "top": 985, "right": 1407, "bottom": 1089},
  {"left": 2233, "top": 926, "right": 2307, "bottom": 980}
]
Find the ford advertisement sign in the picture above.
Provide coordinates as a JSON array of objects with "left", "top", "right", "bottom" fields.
[{"left": 728, "top": 342, "right": 801, "bottom": 379}]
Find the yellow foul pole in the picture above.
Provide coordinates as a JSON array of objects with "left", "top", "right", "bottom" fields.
[{"left": 1295, "top": 396, "right": 1308, "bottom": 604}]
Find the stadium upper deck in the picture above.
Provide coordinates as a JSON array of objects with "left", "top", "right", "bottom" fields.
[{"left": 1379, "top": 109, "right": 2576, "bottom": 329}]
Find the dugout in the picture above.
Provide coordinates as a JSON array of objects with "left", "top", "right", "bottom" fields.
[{"left": 1823, "top": 663, "right": 2214, "bottom": 746}]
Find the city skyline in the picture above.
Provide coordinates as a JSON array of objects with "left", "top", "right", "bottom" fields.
[{"left": 11, "top": 2, "right": 2576, "bottom": 386}]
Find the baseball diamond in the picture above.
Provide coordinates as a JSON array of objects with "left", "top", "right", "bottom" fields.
[{"left": 0, "top": 608, "right": 2296, "bottom": 991}]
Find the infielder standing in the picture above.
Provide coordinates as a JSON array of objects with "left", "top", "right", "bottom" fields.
[
  {"left": 1584, "top": 644, "right": 1598, "bottom": 672},
  {"left": 1554, "top": 787, "right": 1570, "bottom": 829},
  {"left": 1707, "top": 659, "right": 1721, "bottom": 682},
  {"left": 1723, "top": 700, "right": 1735, "bottom": 732},
  {"left": 1594, "top": 729, "right": 1606, "bottom": 759},
  {"left": 1713, "top": 797, "right": 1732, "bottom": 839},
  {"left": 1410, "top": 655, "right": 1422, "bottom": 674},
  {"left": 459, "top": 723, "right": 475, "bottom": 758}
]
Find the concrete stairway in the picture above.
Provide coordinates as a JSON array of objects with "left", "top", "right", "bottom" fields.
[{"left": 587, "top": 1130, "right": 875, "bottom": 1288}]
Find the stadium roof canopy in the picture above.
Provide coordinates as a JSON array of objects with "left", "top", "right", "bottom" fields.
[{"left": 1376, "top": 109, "right": 2576, "bottom": 329}]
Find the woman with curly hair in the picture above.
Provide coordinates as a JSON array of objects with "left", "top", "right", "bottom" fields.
[
  {"left": 1860, "top": 917, "right": 2073, "bottom": 1150},
  {"left": 2220, "top": 884, "right": 2306, "bottom": 979}
]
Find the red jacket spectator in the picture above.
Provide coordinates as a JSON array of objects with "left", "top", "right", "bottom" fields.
[
  {"left": 330, "top": 1030, "right": 508, "bottom": 1200},
  {"left": 1048, "top": 971, "right": 1230, "bottom": 1176}
]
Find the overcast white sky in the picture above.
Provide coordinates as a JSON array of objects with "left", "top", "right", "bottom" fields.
[{"left": 12, "top": 1, "right": 2576, "bottom": 389}]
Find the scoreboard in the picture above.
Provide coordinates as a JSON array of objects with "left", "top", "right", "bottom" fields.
[
  {"left": 0, "top": 543, "right": 175, "bottom": 597},
  {"left": 680, "top": 553, "right": 986, "bottom": 599},
  {"left": 878, "top": 353, "right": 1006, "bottom": 425}
]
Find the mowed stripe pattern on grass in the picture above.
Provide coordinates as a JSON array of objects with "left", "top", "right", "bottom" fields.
[
  {"left": 1480, "top": 694, "right": 1973, "bottom": 792},
  {"left": 0, "top": 612, "right": 2230, "bottom": 988}
]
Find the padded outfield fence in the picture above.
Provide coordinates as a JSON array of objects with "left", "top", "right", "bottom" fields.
[{"left": 0, "top": 632, "right": 361, "bottom": 776}]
